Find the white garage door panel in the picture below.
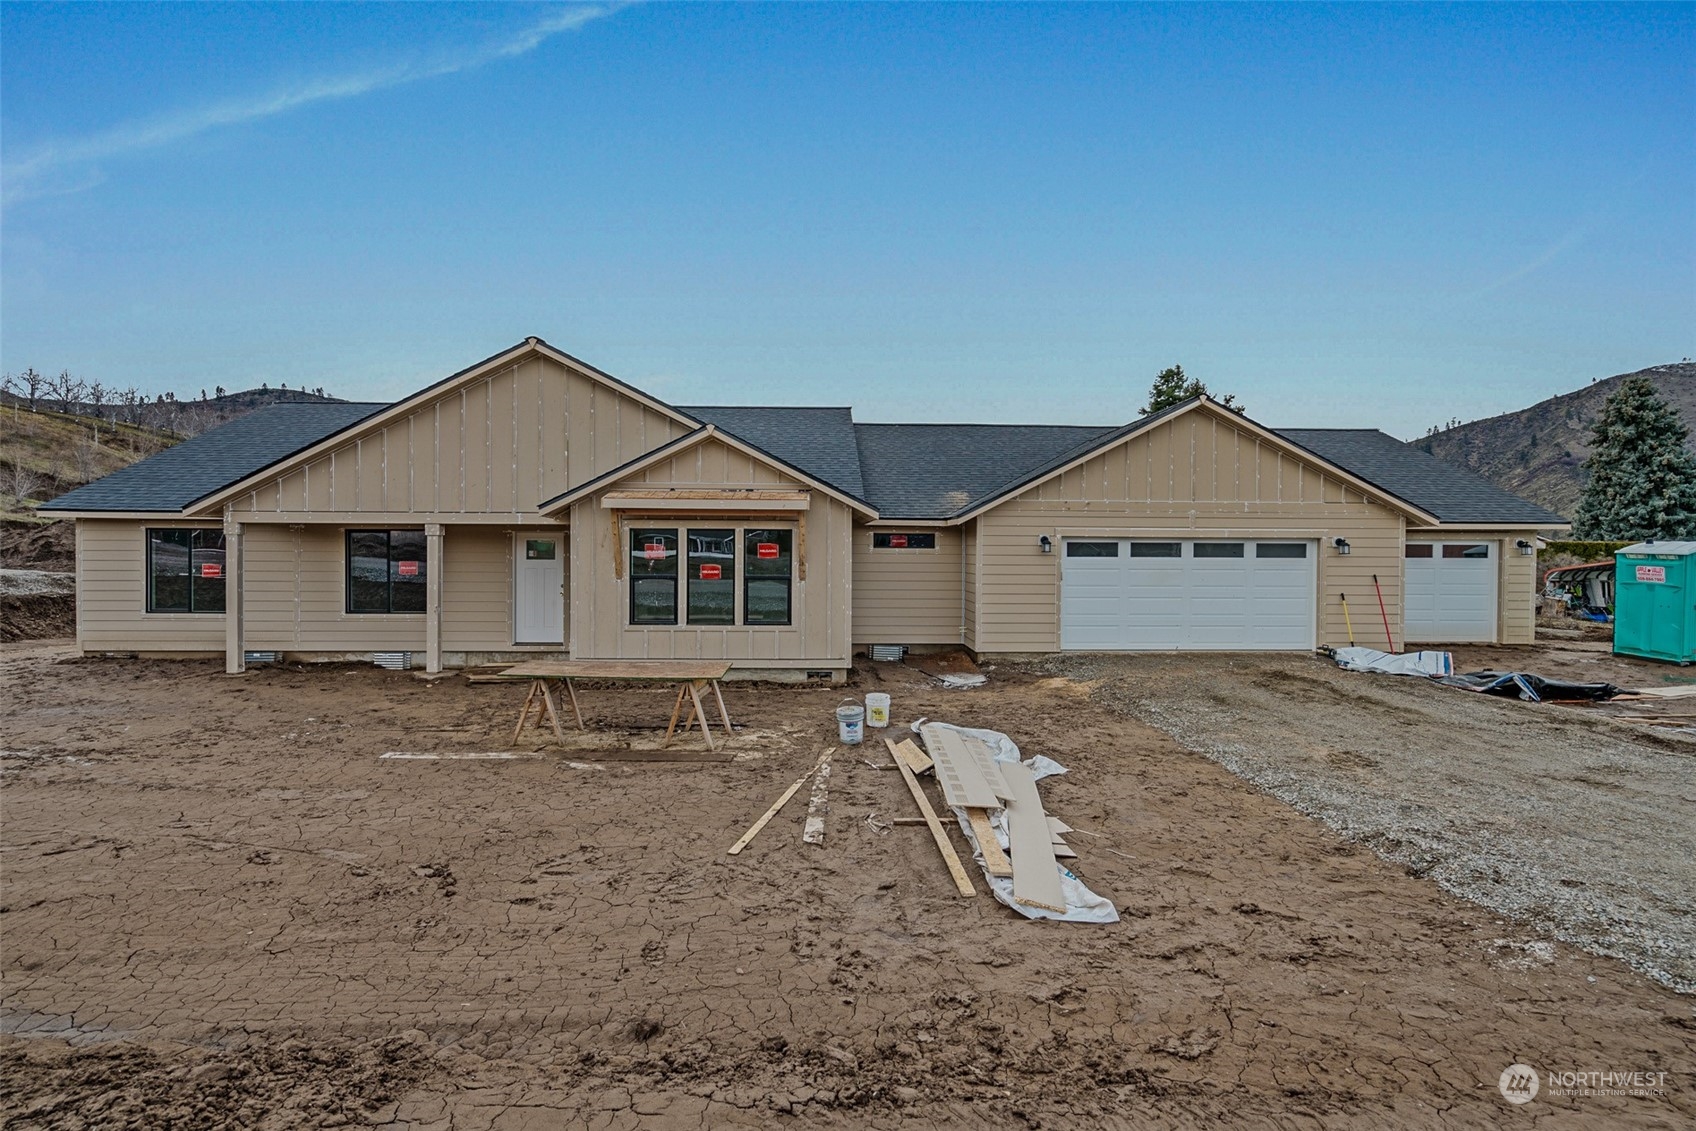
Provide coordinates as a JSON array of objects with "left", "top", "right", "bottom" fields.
[
  {"left": 1405, "top": 541, "right": 1497, "bottom": 642},
  {"left": 1060, "top": 540, "right": 1316, "bottom": 651}
]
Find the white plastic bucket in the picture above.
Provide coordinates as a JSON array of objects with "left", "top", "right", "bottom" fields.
[
  {"left": 865, "top": 692, "right": 891, "bottom": 728},
  {"left": 836, "top": 701, "right": 865, "bottom": 745}
]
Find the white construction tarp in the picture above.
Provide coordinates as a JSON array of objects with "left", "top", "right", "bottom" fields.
[
  {"left": 913, "top": 720, "right": 1119, "bottom": 924},
  {"left": 1330, "top": 646, "right": 1453, "bottom": 677}
]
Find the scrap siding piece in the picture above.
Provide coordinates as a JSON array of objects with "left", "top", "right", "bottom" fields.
[
  {"left": 802, "top": 748, "right": 834, "bottom": 846},
  {"left": 1002, "top": 760, "right": 1067, "bottom": 914},
  {"left": 919, "top": 724, "right": 1001, "bottom": 810}
]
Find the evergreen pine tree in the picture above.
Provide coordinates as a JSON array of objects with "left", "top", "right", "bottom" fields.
[
  {"left": 1572, "top": 377, "right": 1696, "bottom": 539},
  {"left": 1140, "top": 364, "right": 1246, "bottom": 416}
]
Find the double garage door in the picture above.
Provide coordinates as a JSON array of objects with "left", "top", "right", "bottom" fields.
[
  {"left": 1060, "top": 539, "right": 1316, "bottom": 651},
  {"left": 1405, "top": 540, "right": 1497, "bottom": 642}
]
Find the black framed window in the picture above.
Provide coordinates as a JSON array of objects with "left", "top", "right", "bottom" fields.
[
  {"left": 744, "top": 528, "right": 793, "bottom": 625},
  {"left": 1065, "top": 541, "right": 1119, "bottom": 557},
  {"left": 147, "top": 528, "right": 226, "bottom": 613},
  {"left": 872, "top": 532, "right": 937, "bottom": 550},
  {"left": 1129, "top": 542, "right": 1182, "bottom": 558},
  {"left": 346, "top": 529, "right": 427, "bottom": 613},
  {"left": 687, "top": 529, "right": 736, "bottom": 625},
  {"left": 1193, "top": 542, "right": 1245, "bottom": 558},
  {"left": 630, "top": 529, "right": 679, "bottom": 625},
  {"left": 1256, "top": 543, "right": 1307, "bottom": 559}
]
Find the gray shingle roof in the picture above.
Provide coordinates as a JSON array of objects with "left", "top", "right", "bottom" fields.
[
  {"left": 680, "top": 406, "right": 866, "bottom": 500},
  {"left": 1275, "top": 428, "right": 1568, "bottom": 525},
  {"left": 853, "top": 423, "right": 1119, "bottom": 519},
  {"left": 41, "top": 402, "right": 387, "bottom": 513}
]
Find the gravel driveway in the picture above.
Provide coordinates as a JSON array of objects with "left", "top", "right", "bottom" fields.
[{"left": 1034, "top": 650, "right": 1696, "bottom": 995}]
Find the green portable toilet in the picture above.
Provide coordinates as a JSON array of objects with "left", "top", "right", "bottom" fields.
[{"left": 1614, "top": 541, "right": 1696, "bottom": 664}]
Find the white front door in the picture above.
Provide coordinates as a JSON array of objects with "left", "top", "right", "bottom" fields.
[
  {"left": 514, "top": 535, "right": 565, "bottom": 645},
  {"left": 1405, "top": 540, "right": 1497, "bottom": 642},
  {"left": 1060, "top": 539, "right": 1317, "bottom": 651}
]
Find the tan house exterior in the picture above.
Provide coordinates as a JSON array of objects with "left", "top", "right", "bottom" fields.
[{"left": 44, "top": 337, "right": 1567, "bottom": 675}]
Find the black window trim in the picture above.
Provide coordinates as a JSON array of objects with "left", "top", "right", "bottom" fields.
[
  {"left": 625, "top": 522, "right": 799, "bottom": 628},
  {"left": 345, "top": 528, "right": 428, "bottom": 615},
  {"left": 145, "top": 526, "right": 227, "bottom": 614},
  {"left": 871, "top": 531, "right": 939, "bottom": 551},
  {"left": 629, "top": 527, "right": 680, "bottom": 626}
]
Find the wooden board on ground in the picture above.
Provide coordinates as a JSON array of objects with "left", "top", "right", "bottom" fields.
[
  {"left": 890, "top": 738, "right": 933, "bottom": 775},
  {"left": 575, "top": 748, "right": 735, "bottom": 763},
  {"left": 1001, "top": 760, "right": 1067, "bottom": 914},
  {"left": 728, "top": 747, "right": 833, "bottom": 855},
  {"left": 891, "top": 742, "right": 975, "bottom": 897},
  {"left": 966, "top": 807, "right": 1013, "bottom": 878},
  {"left": 919, "top": 724, "right": 1002, "bottom": 810}
]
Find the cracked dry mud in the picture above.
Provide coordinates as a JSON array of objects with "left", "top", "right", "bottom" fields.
[{"left": 2, "top": 640, "right": 1692, "bottom": 1129}]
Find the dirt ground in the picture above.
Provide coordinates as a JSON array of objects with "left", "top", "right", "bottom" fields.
[{"left": 3, "top": 641, "right": 1693, "bottom": 1129}]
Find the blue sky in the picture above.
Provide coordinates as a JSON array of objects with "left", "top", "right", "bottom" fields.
[{"left": 3, "top": 2, "right": 1691, "bottom": 437}]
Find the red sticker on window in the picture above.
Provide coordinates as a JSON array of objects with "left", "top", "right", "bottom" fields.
[
  {"left": 699, "top": 564, "right": 723, "bottom": 580},
  {"left": 200, "top": 563, "right": 222, "bottom": 578},
  {"left": 397, "top": 561, "right": 419, "bottom": 577},
  {"left": 644, "top": 543, "right": 667, "bottom": 560},
  {"left": 757, "top": 543, "right": 780, "bottom": 559},
  {"left": 888, "top": 534, "right": 908, "bottom": 548}
]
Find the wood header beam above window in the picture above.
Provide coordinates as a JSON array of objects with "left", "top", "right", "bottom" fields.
[{"left": 599, "top": 489, "right": 811, "bottom": 512}]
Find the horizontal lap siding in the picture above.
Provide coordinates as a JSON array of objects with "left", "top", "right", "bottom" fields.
[
  {"left": 1408, "top": 527, "right": 1539, "bottom": 645},
  {"left": 851, "top": 527, "right": 963, "bottom": 645},
  {"left": 442, "top": 527, "right": 537, "bottom": 652},
  {"left": 975, "top": 411, "right": 1407, "bottom": 652},
  {"left": 571, "top": 438, "right": 852, "bottom": 667},
  {"left": 228, "top": 356, "right": 691, "bottom": 519},
  {"left": 243, "top": 526, "right": 424, "bottom": 651},
  {"left": 76, "top": 520, "right": 225, "bottom": 652}
]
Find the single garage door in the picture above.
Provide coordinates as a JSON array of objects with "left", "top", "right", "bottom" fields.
[
  {"left": 1060, "top": 539, "right": 1316, "bottom": 651},
  {"left": 1405, "top": 541, "right": 1497, "bottom": 642}
]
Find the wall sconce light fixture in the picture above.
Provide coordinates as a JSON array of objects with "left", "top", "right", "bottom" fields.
[
  {"left": 1332, "top": 537, "right": 1351, "bottom": 556},
  {"left": 1039, "top": 535, "right": 1054, "bottom": 554},
  {"left": 1516, "top": 539, "right": 1535, "bottom": 556}
]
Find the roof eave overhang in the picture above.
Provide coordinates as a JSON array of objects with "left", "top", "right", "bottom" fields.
[
  {"left": 937, "top": 398, "right": 1443, "bottom": 526},
  {"left": 1407, "top": 520, "right": 1573, "bottom": 531},
  {"left": 181, "top": 337, "right": 703, "bottom": 517}
]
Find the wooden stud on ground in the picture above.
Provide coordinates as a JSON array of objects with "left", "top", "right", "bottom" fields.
[
  {"left": 966, "top": 807, "right": 1013, "bottom": 878},
  {"left": 728, "top": 747, "right": 834, "bottom": 855},
  {"left": 891, "top": 741, "right": 975, "bottom": 898},
  {"left": 888, "top": 737, "right": 933, "bottom": 775}
]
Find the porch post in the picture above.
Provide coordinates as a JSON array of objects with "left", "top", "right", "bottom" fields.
[
  {"left": 224, "top": 516, "right": 244, "bottom": 674},
  {"left": 425, "top": 523, "right": 444, "bottom": 673}
]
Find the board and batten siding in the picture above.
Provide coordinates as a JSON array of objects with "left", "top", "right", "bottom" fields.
[
  {"left": 569, "top": 437, "right": 853, "bottom": 668},
  {"left": 75, "top": 519, "right": 226, "bottom": 654},
  {"left": 1407, "top": 527, "right": 1539, "bottom": 645},
  {"left": 851, "top": 526, "right": 964, "bottom": 646},
  {"left": 225, "top": 354, "right": 691, "bottom": 520},
  {"left": 972, "top": 409, "right": 1408, "bottom": 653}
]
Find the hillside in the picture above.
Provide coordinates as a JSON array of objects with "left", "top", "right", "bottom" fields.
[
  {"left": 1, "top": 387, "right": 348, "bottom": 573},
  {"left": 1412, "top": 363, "right": 1696, "bottom": 519}
]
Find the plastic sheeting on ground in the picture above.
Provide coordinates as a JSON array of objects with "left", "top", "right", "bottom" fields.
[
  {"left": 913, "top": 720, "right": 1119, "bottom": 924},
  {"left": 1436, "top": 671, "right": 1621, "bottom": 702},
  {"left": 1329, "top": 646, "right": 1454, "bottom": 677}
]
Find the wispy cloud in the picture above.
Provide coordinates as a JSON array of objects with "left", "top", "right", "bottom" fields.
[{"left": 3, "top": 5, "right": 623, "bottom": 206}]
